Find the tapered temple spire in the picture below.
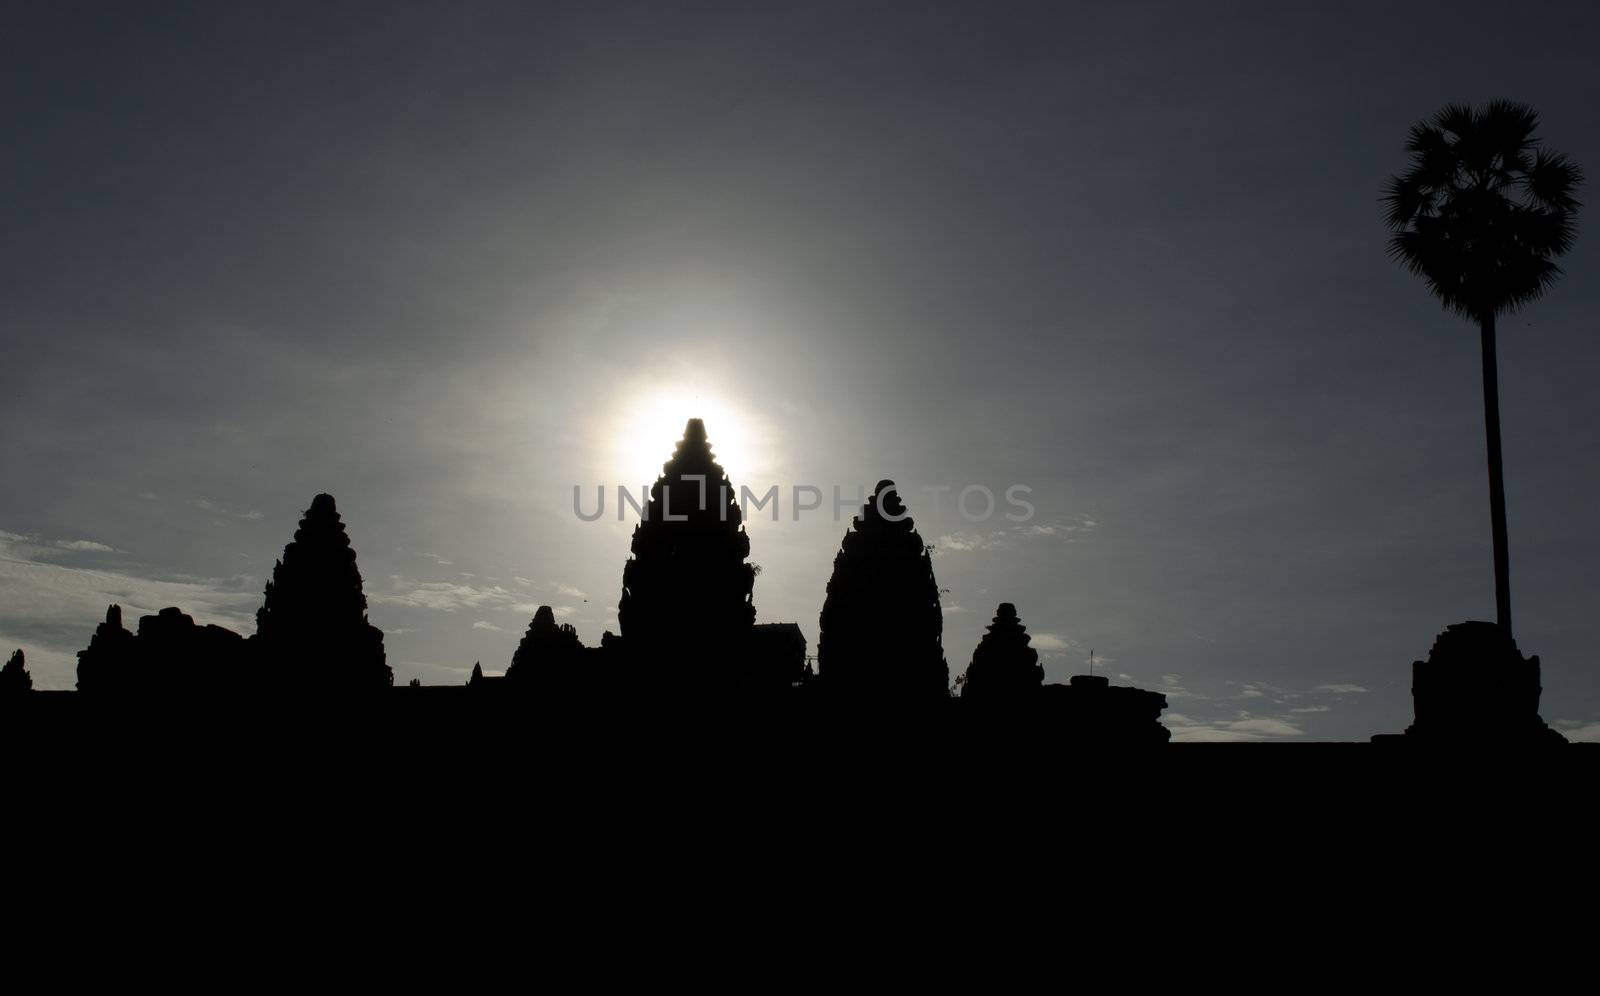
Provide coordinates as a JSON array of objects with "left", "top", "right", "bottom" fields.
[
  {"left": 256, "top": 493, "right": 391, "bottom": 690},
  {"left": 960, "top": 602, "right": 1044, "bottom": 699},
  {"left": 618, "top": 419, "right": 756, "bottom": 689},
  {"left": 818, "top": 480, "right": 948, "bottom": 699}
]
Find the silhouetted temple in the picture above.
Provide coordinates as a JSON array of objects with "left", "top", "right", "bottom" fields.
[
  {"left": 76, "top": 605, "right": 133, "bottom": 694},
  {"left": 0, "top": 649, "right": 30, "bottom": 696},
  {"left": 957, "top": 604, "right": 1167, "bottom": 739},
  {"left": 818, "top": 480, "right": 948, "bottom": 700},
  {"left": 467, "top": 661, "right": 504, "bottom": 690},
  {"left": 68, "top": 495, "right": 389, "bottom": 697},
  {"left": 28, "top": 446, "right": 1181, "bottom": 740},
  {"left": 618, "top": 418, "right": 756, "bottom": 693},
  {"left": 505, "top": 605, "right": 587, "bottom": 692},
  {"left": 959, "top": 603, "right": 1044, "bottom": 700},
  {"left": 1377, "top": 621, "right": 1566, "bottom": 744},
  {"left": 255, "top": 493, "right": 390, "bottom": 690},
  {"left": 76, "top": 604, "right": 248, "bottom": 695},
  {"left": 1037, "top": 675, "right": 1171, "bottom": 742}
]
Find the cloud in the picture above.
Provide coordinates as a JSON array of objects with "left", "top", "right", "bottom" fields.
[
  {"left": 471, "top": 620, "right": 502, "bottom": 631},
  {"left": 1552, "top": 720, "right": 1600, "bottom": 743},
  {"left": 1164, "top": 711, "right": 1306, "bottom": 741},
  {"left": 190, "top": 498, "right": 263, "bottom": 521},
  {"left": 929, "top": 519, "right": 1100, "bottom": 554},
  {"left": 54, "top": 539, "right": 114, "bottom": 553},
  {"left": 371, "top": 576, "right": 515, "bottom": 612},
  {"left": 184, "top": 499, "right": 265, "bottom": 522},
  {"left": 552, "top": 606, "right": 576, "bottom": 618},
  {"left": 1314, "top": 683, "right": 1370, "bottom": 694},
  {"left": 941, "top": 604, "right": 969, "bottom": 614},
  {"left": 1015, "top": 515, "right": 1097, "bottom": 540},
  {"left": 1160, "top": 673, "right": 1207, "bottom": 700},
  {"left": 1290, "top": 705, "right": 1331, "bottom": 713},
  {"left": 1224, "top": 716, "right": 1306, "bottom": 737},
  {"left": 555, "top": 583, "right": 587, "bottom": 599},
  {"left": 0, "top": 531, "right": 258, "bottom": 689},
  {"left": 1163, "top": 714, "right": 1255, "bottom": 742},
  {"left": 1, "top": 530, "right": 118, "bottom": 561},
  {"left": 935, "top": 531, "right": 1009, "bottom": 553},
  {"left": 1030, "top": 632, "right": 1071, "bottom": 653}
]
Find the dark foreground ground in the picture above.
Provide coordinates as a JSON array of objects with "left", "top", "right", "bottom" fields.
[
  {"left": 6, "top": 690, "right": 1592, "bottom": 795},
  {"left": 5, "top": 691, "right": 1594, "bottom": 959}
]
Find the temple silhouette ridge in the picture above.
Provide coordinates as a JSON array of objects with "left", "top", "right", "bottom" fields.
[
  {"left": 8, "top": 417, "right": 1168, "bottom": 742},
  {"left": 6, "top": 414, "right": 1571, "bottom": 745}
]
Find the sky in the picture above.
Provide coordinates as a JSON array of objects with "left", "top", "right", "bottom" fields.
[{"left": 3, "top": 1, "right": 1598, "bottom": 741}]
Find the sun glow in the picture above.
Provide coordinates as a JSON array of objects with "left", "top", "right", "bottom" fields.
[{"left": 610, "top": 388, "right": 765, "bottom": 487}]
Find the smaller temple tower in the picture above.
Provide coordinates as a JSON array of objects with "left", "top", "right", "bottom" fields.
[
  {"left": 817, "top": 480, "right": 948, "bottom": 700},
  {"left": 960, "top": 603, "right": 1044, "bottom": 700}
]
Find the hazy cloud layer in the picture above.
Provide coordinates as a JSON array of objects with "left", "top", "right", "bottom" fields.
[{"left": 0, "top": 530, "right": 258, "bottom": 689}]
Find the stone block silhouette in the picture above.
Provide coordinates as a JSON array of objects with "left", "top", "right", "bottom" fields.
[{"left": 1397, "top": 621, "right": 1565, "bottom": 744}]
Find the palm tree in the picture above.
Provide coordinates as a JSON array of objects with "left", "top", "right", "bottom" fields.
[{"left": 1384, "top": 100, "right": 1582, "bottom": 639}]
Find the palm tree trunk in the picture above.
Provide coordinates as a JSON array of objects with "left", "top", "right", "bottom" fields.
[{"left": 1479, "top": 312, "right": 1513, "bottom": 637}]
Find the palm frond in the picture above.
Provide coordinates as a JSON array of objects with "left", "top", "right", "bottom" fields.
[
  {"left": 1497, "top": 256, "right": 1564, "bottom": 313},
  {"left": 1404, "top": 121, "right": 1446, "bottom": 155},
  {"left": 1483, "top": 98, "right": 1539, "bottom": 138},
  {"left": 1433, "top": 103, "right": 1477, "bottom": 139},
  {"left": 1481, "top": 100, "right": 1538, "bottom": 175},
  {"left": 1383, "top": 173, "right": 1427, "bottom": 227},
  {"left": 1410, "top": 129, "right": 1458, "bottom": 190},
  {"left": 1524, "top": 149, "right": 1584, "bottom": 212}
]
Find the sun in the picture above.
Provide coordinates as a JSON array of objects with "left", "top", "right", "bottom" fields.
[{"left": 610, "top": 388, "right": 764, "bottom": 486}]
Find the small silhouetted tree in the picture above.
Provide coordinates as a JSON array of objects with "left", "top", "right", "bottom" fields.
[
  {"left": 960, "top": 603, "right": 1043, "bottom": 700},
  {"left": 1385, "top": 101, "right": 1583, "bottom": 638},
  {"left": 254, "top": 493, "right": 391, "bottom": 690},
  {"left": 818, "top": 480, "right": 948, "bottom": 700},
  {"left": 0, "top": 649, "right": 31, "bottom": 694},
  {"left": 619, "top": 418, "right": 756, "bottom": 690},
  {"left": 505, "top": 605, "right": 585, "bottom": 689}
]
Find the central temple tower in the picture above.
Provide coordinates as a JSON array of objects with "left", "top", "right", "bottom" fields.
[{"left": 618, "top": 418, "right": 756, "bottom": 691}]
